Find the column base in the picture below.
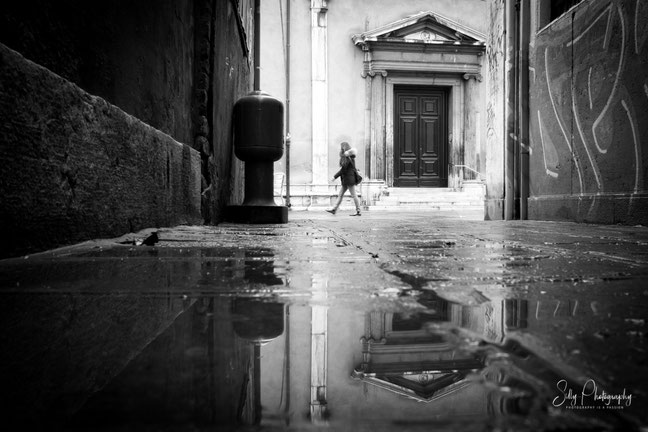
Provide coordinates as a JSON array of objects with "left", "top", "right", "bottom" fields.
[{"left": 224, "top": 205, "right": 289, "bottom": 224}]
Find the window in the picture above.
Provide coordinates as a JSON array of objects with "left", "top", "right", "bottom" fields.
[
  {"left": 550, "top": 0, "right": 583, "bottom": 21},
  {"left": 537, "top": 0, "right": 584, "bottom": 31}
]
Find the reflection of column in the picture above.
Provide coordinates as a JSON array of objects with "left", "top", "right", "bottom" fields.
[
  {"left": 483, "top": 364, "right": 535, "bottom": 416},
  {"left": 311, "top": 0, "right": 328, "bottom": 186},
  {"left": 310, "top": 306, "right": 327, "bottom": 422},
  {"left": 310, "top": 273, "right": 328, "bottom": 423}
]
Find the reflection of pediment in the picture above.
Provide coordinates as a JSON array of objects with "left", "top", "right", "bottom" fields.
[
  {"left": 353, "top": 312, "right": 484, "bottom": 402},
  {"left": 352, "top": 11, "right": 485, "bottom": 48},
  {"left": 353, "top": 366, "right": 482, "bottom": 403}
]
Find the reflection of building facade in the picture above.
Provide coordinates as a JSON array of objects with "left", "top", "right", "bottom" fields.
[
  {"left": 352, "top": 311, "right": 484, "bottom": 403},
  {"left": 350, "top": 302, "right": 531, "bottom": 414},
  {"left": 249, "top": 297, "right": 536, "bottom": 426}
]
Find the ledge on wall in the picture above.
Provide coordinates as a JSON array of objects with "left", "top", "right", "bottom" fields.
[{"left": 528, "top": 193, "right": 648, "bottom": 225}]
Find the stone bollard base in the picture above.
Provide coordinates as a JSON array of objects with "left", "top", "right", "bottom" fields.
[{"left": 224, "top": 205, "right": 289, "bottom": 224}]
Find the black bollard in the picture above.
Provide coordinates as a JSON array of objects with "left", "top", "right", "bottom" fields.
[{"left": 225, "top": 91, "right": 288, "bottom": 223}]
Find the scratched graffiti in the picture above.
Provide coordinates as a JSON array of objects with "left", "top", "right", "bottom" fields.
[{"left": 531, "top": 0, "right": 648, "bottom": 221}]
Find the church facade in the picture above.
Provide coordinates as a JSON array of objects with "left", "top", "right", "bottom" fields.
[{"left": 260, "top": 1, "right": 493, "bottom": 213}]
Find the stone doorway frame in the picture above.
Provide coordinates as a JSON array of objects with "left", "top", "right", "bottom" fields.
[
  {"left": 385, "top": 76, "right": 463, "bottom": 188},
  {"left": 353, "top": 11, "right": 486, "bottom": 189}
]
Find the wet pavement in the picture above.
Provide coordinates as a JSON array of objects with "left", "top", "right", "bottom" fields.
[{"left": 0, "top": 210, "right": 647, "bottom": 431}]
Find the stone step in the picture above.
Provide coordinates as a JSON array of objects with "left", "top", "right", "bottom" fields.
[
  {"left": 379, "top": 195, "right": 482, "bottom": 201},
  {"left": 374, "top": 202, "right": 484, "bottom": 206},
  {"left": 373, "top": 186, "right": 485, "bottom": 215},
  {"left": 369, "top": 205, "right": 484, "bottom": 212},
  {"left": 378, "top": 197, "right": 483, "bottom": 204}
]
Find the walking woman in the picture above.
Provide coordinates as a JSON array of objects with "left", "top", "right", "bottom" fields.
[{"left": 327, "top": 141, "right": 362, "bottom": 216}]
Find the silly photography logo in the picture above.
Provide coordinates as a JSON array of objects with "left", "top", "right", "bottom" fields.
[{"left": 552, "top": 379, "right": 634, "bottom": 410}]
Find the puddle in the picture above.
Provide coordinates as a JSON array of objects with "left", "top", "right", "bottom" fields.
[
  {"left": 0, "top": 223, "right": 646, "bottom": 431},
  {"left": 0, "top": 290, "right": 640, "bottom": 431}
]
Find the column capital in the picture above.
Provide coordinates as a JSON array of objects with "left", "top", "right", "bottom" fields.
[
  {"left": 310, "top": 0, "right": 328, "bottom": 12},
  {"left": 463, "top": 72, "right": 483, "bottom": 82},
  {"left": 367, "top": 70, "right": 387, "bottom": 78}
]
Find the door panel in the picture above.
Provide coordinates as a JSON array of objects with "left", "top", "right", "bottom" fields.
[
  {"left": 421, "top": 118, "right": 438, "bottom": 155},
  {"left": 394, "top": 87, "right": 448, "bottom": 187}
]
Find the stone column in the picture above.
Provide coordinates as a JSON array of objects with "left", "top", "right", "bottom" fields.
[
  {"left": 370, "top": 71, "right": 387, "bottom": 180},
  {"left": 463, "top": 73, "right": 483, "bottom": 181},
  {"left": 362, "top": 71, "right": 373, "bottom": 178},
  {"left": 310, "top": 0, "right": 328, "bottom": 186}
]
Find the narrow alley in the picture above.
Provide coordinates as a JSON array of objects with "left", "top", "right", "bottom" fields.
[
  {"left": 1, "top": 0, "right": 647, "bottom": 430},
  {"left": 0, "top": 211, "right": 646, "bottom": 431}
]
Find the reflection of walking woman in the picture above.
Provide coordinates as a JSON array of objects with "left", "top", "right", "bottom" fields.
[{"left": 327, "top": 142, "right": 361, "bottom": 216}]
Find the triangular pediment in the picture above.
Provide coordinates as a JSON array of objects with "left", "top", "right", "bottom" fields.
[
  {"left": 352, "top": 11, "right": 485, "bottom": 46},
  {"left": 352, "top": 369, "right": 477, "bottom": 403},
  {"left": 384, "top": 371, "right": 466, "bottom": 400}
]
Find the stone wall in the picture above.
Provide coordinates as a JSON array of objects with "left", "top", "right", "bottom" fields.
[
  {"left": 0, "top": 44, "right": 201, "bottom": 257},
  {"left": 199, "top": 0, "right": 252, "bottom": 223},
  {"left": 0, "top": 0, "right": 254, "bottom": 256},
  {"left": 528, "top": 0, "right": 648, "bottom": 224},
  {"left": 0, "top": 0, "right": 195, "bottom": 145}
]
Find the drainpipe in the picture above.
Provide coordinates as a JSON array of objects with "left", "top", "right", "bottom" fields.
[
  {"left": 519, "top": 0, "right": 530, "bottom": 219},
  {"left": 285, "top": 0, "right": 291, "bottom": 207},
  {"left": 254, "top": 0, "right": 261, "bottom": 91},
  {"left": 504, "top": 0, "right": 518, "bottom": 220}
]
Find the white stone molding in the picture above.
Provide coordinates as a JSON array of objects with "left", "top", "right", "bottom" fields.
[
  {"left": 385, "top": 76, "right": 464, "bottom": 187},
  {"left": 311, "top": 0, "right": 329, "bottom": 187}
]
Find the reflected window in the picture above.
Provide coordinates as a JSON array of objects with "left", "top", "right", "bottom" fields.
[{"left": 391, "top": 314, "right": 423, "bottom": 332}]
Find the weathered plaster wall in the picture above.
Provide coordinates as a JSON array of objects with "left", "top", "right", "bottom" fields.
[
  {"left": 0, "top": 45, "right": 201, "bottom": 258},
  {"left": 528, "top": 0, "right": 648, "bottom": 224},
  {"left": 0, "top": 0, "right": 195, "bottom": 145},
  {"left": 261, "top": 0, "right": 312, "bottom": 184},
  {"left": 262, "top": 0, "right": 488, "bottom": 186}
]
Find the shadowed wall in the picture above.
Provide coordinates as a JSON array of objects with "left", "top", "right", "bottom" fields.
[{"left": 528, "top": 0, "right": 648, "bottom": 224}]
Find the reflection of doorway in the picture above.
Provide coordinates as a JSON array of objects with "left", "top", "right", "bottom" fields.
[{"left": 394, "top": 86, "right": 448, "bottom": 187}]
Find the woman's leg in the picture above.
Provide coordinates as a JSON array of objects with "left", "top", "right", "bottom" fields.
[
  {"left": 332, "top": 184, "right": 348, "bottom": 211},
  {"left": 348, "top": 185, "right": 361, "bottom": 214}
]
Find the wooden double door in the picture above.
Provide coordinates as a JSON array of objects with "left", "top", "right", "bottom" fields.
[{"left": 394, "top": 86, "right": 449, "bottom": 187}]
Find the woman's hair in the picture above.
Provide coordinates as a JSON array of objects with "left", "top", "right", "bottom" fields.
[{"left": 339, "top": 142, "right": 351, "bottom": 166}]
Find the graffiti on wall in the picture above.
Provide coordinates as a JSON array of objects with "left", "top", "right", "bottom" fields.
[{"left": 532, "top": 0, "right": 648, "bottom": 219}]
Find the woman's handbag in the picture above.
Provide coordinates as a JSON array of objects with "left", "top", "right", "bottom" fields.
[{"left": 354, "top": 169, "right": 363, "bottom": 185}]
